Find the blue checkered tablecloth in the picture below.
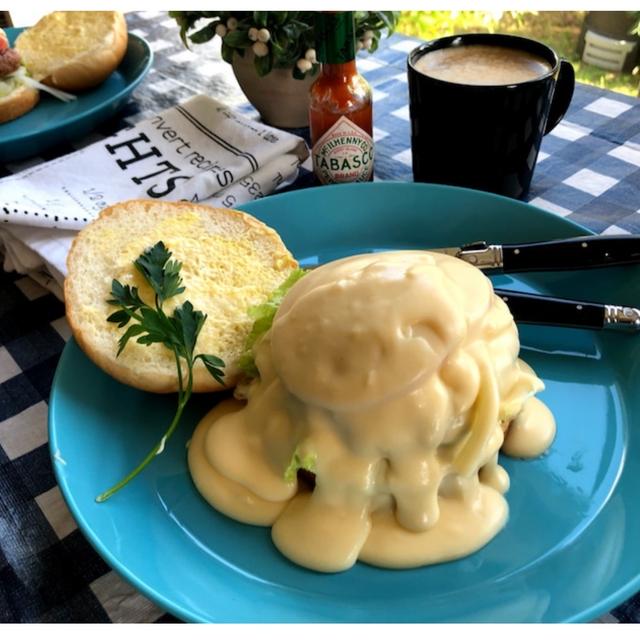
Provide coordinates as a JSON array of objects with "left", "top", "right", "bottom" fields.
[{"left": 1, "top": 11, "right": 639, "bottom": 623}]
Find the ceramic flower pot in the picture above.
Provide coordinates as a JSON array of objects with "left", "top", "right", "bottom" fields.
[{"left": 231, "top": 51, "right": 316, "bottom": 128}]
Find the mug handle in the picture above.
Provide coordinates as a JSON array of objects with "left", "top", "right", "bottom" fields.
[{"left": 544, "top": 60, "right": 575, "bottom": 135}]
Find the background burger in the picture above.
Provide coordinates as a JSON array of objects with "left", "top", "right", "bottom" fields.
[{"left": 0, "top": 27, "right": 39, "bottom": 124}]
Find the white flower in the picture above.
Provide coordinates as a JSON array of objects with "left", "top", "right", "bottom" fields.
[
  {"left": 248, "top": 27, "right": 259, "bottom": 41},
  {"left": 362, "top": 38, "right": 373, "bottom": 51},
  {"left": 364, "top": 30, "right": 375, "bottom": 40},
  {"left": 257, "top": 28, "right": 271, "bottom": 43},
  {"left": 356, "top": 40, "right": 364, "bottom": 51},
  {"left": 215, "top": 24, "right": 228, "bottom": 38},
  {"left": 304, "top": 48, "right": 317, "bottom": 63},
  {"left": 253, "top": 41, "right": 269, "bottom": 57},
  {"left": 226, "top": 17, "right": 238, "bottom": 31},
  {"left": 297, "top": 58, "right": 313, "bottom": 73}
]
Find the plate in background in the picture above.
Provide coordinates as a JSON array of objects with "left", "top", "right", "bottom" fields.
[
  {"left": 0, "top": 28, "right": 152, "bottom": 163},
  {"left": 49, "top": 182, "right": 640, "bottom": 622}
]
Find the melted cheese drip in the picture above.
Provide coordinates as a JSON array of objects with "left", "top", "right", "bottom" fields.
[
  {"left": 502, "top": 396, "right": 556, "bottom": 458},
  {"left": 188, "top": 251, "right": 555, "bottom": 572}
]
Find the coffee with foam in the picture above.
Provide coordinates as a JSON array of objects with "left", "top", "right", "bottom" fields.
[{"left": 414, "top": 43, "right": 553, "bottom": 86}]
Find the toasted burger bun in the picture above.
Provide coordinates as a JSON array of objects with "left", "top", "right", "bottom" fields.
[
  {"left": 0, "top": 81, "right": 39, "bottom": 124},
  {"left": 64, "top": 200, "right": 298, "bottom": 394},
  {"left": 15, "top": 11, "right": 128, "bottom": 92}
]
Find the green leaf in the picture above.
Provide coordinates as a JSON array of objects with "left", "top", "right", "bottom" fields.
[
  {"left": 272, "top": 11, "right": 288, "bottom": 25},
  {"left": 189, "top": 22, "right": 217, "bottom": 44},
  {"left": 249, "top": 268, "right": 307, "bottom": 319},
  {"left": 269, "top": 38, "right": 285, "bottom": 58},
  {"left": 136, "top": 332, "right": 169, "bottom": 347},
  {"left": 223, "top": 28, "right": 252, "bottom": 48},
  {"left": 116, "top": 324, "right": 145, "bottom": 356},
  {"left": 108, "top": 280, "right": 147, "bottom": 312},
  {"left": 200, "top": 354, "right": 224, "bottom": 368},
  {"left": 108, "top": 278, "right": 126, "bottom": 302},
  {"left": 134, "top": 241, "right": 185, "bottom": 304},
  {"left": 284, "top": 449, "right": 317, "bottom": 483},
  {"left": 236, "top": 352, "right": 259, "bottom": 379},
  {"left": 168, "top": 10, "right": 399, "bottom": 60},
  {"left": 141, "top": 307, "right": 180, "bottom": 350},
  {"left": 172, "top": 301, "right": 206, "bottom": 359},
  {"left": 106, "top": 309, "right": 131, "bottom": 328},
  {"left": 99, "top": 240, "right": 226, "bottom": 502},
  {"left": 169, "top": 11, "right": 200, "bottom": 48},
  {"left": 253, "top": 11, "right": 268, "bottom": 26},
  {"left": 238, "top": 268, "right": 307, "bottom": 377},
  {"left": 198, "top": 354, "right": 226, "bottom": 385},
  {"left": 383, "top": 11, "right": 400, "bottom": 31},
  {"left": 375, "top": 12, "right": 394, "bottom": 31},
  {"left": 254, "top": 50, "right": 274, "bottom": 77},
  {"left": 243, "top": 312, "right": 274, "bottom": 346},
  {"left": 134, "top": 241, "right": 170, "bottom": 292},
  {"left": 281, "top": 22, "right": 304, "bottom": 41},
  {"left": 162, "top": 259, "right": 185, "bottom": 299}
]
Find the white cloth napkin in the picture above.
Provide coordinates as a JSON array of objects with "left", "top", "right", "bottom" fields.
[{"left": 0, "top": 94, "right": 309, "bottom": 299}]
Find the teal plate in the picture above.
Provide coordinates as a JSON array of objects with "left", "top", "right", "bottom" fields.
[
  {"left": 0, "top": 28, "right": 152, "bottom": 163},
  {"left": 49, "top": 183, "right": 640, "bottom": 622}
]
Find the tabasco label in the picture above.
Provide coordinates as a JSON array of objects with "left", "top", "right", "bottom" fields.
[{"left": 312, "top": 116, "right": 374, "bottom": 184}]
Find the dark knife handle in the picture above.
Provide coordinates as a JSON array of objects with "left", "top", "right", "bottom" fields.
[
  {"left": 501, "top": 235, "right": 640, "bottom": 273},
  {"left": 495, "top": 289, "right": 605, "bottom": 329}
]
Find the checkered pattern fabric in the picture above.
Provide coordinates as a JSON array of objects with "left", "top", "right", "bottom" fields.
[{"left": 1, "top": 11, "right": 639, "bottom": 623}]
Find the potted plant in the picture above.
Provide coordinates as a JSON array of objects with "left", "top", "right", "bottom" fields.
[{"left": 169, "top": 11, "right": 400, "bottom": 128}]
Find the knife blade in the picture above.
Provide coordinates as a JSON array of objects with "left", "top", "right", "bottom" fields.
[{"left": 435, "top": 235, "right": 640, "bottom": 273}]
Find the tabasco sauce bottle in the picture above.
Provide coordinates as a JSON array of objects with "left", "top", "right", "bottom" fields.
[{"left": 310, "top": 11, "right": 374, "bottom": 184}]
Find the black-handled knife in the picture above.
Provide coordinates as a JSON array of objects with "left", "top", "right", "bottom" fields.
[
  {"left": 437, "top": 235, "right": 640, "bottom": 273},
  {"left": 496, "top": 289, "right": 640, "bottom": 331}
]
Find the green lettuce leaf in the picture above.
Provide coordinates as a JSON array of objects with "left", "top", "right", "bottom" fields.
[
  {"left": 284, "top": 449, "right": 317, "bottom": 483},
  {"left": 237, "top": 268, "right": 307, "bottom": 377},
  {"left": 0, "top": 77, "right": 18, "bottom": 99}
]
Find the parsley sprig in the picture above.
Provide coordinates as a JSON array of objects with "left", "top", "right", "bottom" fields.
[{"left": 96, "top": 241, "right": 225, "bottom": 502}]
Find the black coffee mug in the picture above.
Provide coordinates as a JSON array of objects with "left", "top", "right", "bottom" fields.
[{"left": 407, "top": 33, "right": 575, "bottom": 200}]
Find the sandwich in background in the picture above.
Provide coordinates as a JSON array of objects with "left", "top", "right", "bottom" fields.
[
  {"left": 0, "top": 27, "right": 39, "bottom": 123},
  {"left": 0, "top": 11, "right": 128, "bottom": 124},
  {"left": 15, "top": 11, "right": 128, "bottom": 92}
]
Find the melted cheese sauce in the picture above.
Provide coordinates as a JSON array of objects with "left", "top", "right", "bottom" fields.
[
  {"left": 502, "top": 396, "right": 556, "bottom": 458},
  {"left": 188, "top": 251, "right": 555, "bottom": 572}
]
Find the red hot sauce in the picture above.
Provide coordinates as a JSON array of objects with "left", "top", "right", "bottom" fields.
[{"left": 309, "top": 12, "right": 374, "bottom": 184}]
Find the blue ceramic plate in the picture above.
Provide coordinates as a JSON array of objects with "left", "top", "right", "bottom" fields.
[
  {"left": 49, "top": 183, "right": 640, "bottom": 622},
  {"left": 0, "top": 28, "right": 152, "bottom": 163}
]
